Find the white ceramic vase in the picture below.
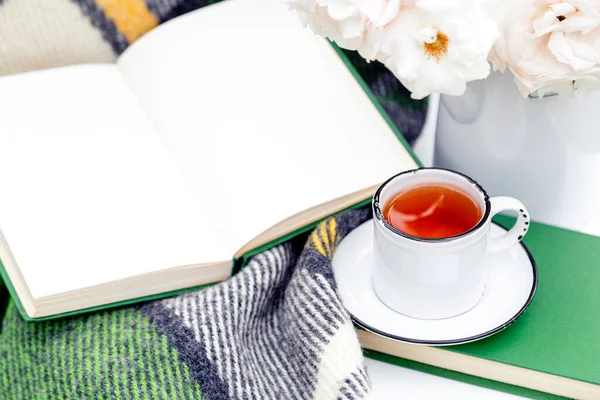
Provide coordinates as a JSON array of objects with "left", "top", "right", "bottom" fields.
[{"left": 434, "top": 71, "right": 600, "bottom": 232}]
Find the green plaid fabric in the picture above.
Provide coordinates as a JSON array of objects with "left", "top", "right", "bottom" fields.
[{"left": 1, "top": 305, "right": 203, "bottom": 399}]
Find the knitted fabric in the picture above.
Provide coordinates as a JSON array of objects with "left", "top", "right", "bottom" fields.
[
  {"left": 0, "top": 1, "right": 428, "bottom": 398},
  {"left": 1, "top": 207, "right": 374, "bottom": 399}
]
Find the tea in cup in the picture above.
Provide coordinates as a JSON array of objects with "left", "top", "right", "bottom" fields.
[{"left": 372, "top": 168, "right": 530, "bottom": 319}]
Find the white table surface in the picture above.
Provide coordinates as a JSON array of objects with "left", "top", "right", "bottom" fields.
[
  {"left": 367, "top": 358, "right": 526, "bottom": 400},
  {"left": 367, "top": 95, "right": 529, "bottom": 399}
]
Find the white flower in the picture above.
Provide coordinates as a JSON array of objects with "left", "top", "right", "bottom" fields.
[
  {"left": 491, "top": 0, "right": 600, "bottom": 97},
  {"left": 375, "top": 0, "right": 499, "bottom": 99},
  {"left": 285, "top": 0, "right": 401, "bottom": 60}
]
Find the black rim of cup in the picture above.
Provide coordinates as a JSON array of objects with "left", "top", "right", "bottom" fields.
[{"left": 372, "top": 167, "right": 492, "bottom": 243}]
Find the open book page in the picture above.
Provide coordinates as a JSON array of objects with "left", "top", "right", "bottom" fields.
[
  {"left": 118, "top": 0, "right": 417, "bottom": 255},
  {"left": 0, "top": 65, "right": 225, "bottom": 299}
]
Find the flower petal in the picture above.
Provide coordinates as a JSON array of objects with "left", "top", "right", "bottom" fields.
[
  {"left": 338, "top": 14, "right": 365, "bottom": 38},
  {"left": 533, "top": 12, "right": 561, "bottom": 37},
  {"left": 415, "top": 26, "right": 438, "bottom": 43},
  {"left": 549, "top": 30, "right": 597, "bottom": 70},
  {"left": 361, "top": 0, "right": 401, "bottom": 26},
  {"left": 320, "top": 0, "right": 357, "bottom": 20},
  {"left": 384, "top": 38, "right": 423, "bottom": 82},
  {"left": 549, "top": 2, "right": 577, "bottom": 17},
  {"left": 559, "top": 13, "right": 600, "bottom": 34},
  {"left": 358, "top": 25, "right": 385, "bottom": 60},
  {"left": 566, "top": 32, "right": 600, "bottom": 64}
]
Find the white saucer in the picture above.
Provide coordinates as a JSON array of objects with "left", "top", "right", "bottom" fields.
[{"left": 332, "top": 220, "right": 537, "bottom": 346}]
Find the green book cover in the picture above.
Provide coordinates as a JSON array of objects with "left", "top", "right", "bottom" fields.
[
  {"left": 0, "top": 278, "right": 8, "bottom": 326},
  {"left": 458, "top": 215, "right": 600, "bottom": 394},
  {"left": 364, "top": 215, "right": 600, "bottom": 399}
]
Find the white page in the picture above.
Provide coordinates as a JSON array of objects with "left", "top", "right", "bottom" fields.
[
  {"left": 118, "top": 0, "right": 416, "bottom": 254},
  {"left": 0, "top": 65, "right": 226, "bottom": 298}
]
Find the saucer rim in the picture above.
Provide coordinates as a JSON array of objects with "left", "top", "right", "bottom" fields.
[{"left": 344, "top": 222, "right": 538, "bottom": 346}]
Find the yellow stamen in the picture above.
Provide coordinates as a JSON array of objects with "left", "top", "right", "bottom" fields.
[{"left": 424, "top": 32, "right": 449, "bottom": 62}]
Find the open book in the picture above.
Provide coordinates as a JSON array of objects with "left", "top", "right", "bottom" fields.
[{"left": 0, "top": 0, "right": 417, "bottom": 320}]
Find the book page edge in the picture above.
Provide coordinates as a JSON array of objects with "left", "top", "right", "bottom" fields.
[
  {"left": 358, "top": 330, "right": 600, "bottom": 400},
  {"left": 234, "top": 184, "right": 380, "bottom": 258},
  {"left": 0, "top": 229, "right": 36, "bottom": 318},
  {"left": 30, "top": 260, "right": 232, "bottom": 318}
]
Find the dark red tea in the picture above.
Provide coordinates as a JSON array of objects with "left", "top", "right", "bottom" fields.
[{"left": 383, "top": 184, "right": 482, "bottom": 239}]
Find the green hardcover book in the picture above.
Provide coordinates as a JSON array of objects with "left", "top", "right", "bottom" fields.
[
  {"left": 0, "top": 0, "right": 420, "bottom": 322},
  {"left": 358, "top": 215, "right": 600, "bottom": 399}
]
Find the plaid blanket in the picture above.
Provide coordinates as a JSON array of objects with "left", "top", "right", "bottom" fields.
[{"left": 0, "top": 1, "right": 428, "bottom": 399}]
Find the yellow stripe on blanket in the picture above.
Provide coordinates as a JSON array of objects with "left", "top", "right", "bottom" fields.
[
  {"left": 307, "top": 218, "right": 339, "bottom": 259},
  {"left": 95, "top": 0, "right": 158, "bottom": 44}
]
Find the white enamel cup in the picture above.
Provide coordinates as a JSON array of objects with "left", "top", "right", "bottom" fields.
[{"left": 371, "top": 168, "right": 530, "bottom": 320}]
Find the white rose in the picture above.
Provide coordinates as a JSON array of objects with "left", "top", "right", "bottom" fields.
[
  {"left": 491, "top": 0, "right": 600, "bottom": 97},
  {"left": 285, "top": 0, "right": 401, "bottom": 60},
  {"left": 375, "top": 0, "right": 499, "bottom": 99}
]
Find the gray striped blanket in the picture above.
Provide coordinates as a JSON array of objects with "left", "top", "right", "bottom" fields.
[{"left": 138, "top": 207, "right": 375, "bottom": 399}]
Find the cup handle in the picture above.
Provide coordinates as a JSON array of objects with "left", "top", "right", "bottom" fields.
[{"left": 488, "top": 197, "right": 530, "bottom": 254}]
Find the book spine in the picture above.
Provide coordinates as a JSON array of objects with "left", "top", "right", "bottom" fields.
[{"left": 0, "top": 278, "right": 8, "bottom": 326}]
